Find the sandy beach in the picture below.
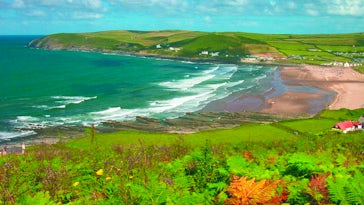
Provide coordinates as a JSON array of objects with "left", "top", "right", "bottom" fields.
[{"left": 262, "top": 65, "right": 364, "bottom": 114}]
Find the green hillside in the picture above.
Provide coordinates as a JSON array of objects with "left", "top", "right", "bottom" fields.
[
  {"left": 29, "top": 30, "right": 364, "bottom": 70},
  {"left": 1, "top": 108, "right": 363, "bottom": 204}
]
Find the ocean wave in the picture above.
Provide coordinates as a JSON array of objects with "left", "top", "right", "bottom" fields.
[
  {"left": 150, "top": 92, "right": 212, "bottom": 112},
  {"left": 203, "top": 65, "right": 220, "bottom": 74},
  {"left": 51, "top": 105, "right": 67, "bottom": 109},
  {"left": 90, "top": 107, "right": 122, "bottom": 115},
  {"left": 16, "top": 116, "right": 39, "bottom": 122},
  {"left": 158, "top": 64, "right": 238, "bottom": 91},
  {"left": 52, "top": 96, "right": 97, "bottom": 105},
  {"left": 4, "top": 63, "right": 276, "bottom": 132},
  {"left": 89, "top": 107, "right": 137, "bottom": 123},
  {"left": 89, "top": 91, "right": 216, "bottom": 123},
  {"left": 252, "top": 74, "right": 268, "bottom": 82},
  {"left": 33, "top": 96, "right": 97, "bottom": 110},
  {"left": 0, "top": 131, "right": 37, "bottom": 141},
  {"left": 159, "top": 74, "right": 215, "bottom": 90}
]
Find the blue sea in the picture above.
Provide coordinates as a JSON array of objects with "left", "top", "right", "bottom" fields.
[{"left": 0, "top": 36, "right": 277, "bottom": 142}]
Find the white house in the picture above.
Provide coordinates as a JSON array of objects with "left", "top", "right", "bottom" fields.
[
  {"left": 210, "top": 52, "right": 219, "bottom": 57},
  {"left": 200, "top": 51, "right": 209, "bottom": 55},
  {"left": 169, "top": 47, "right": 181, "bottom": 52}
]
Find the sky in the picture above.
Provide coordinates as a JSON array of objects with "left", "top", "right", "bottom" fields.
[{"left": 0, "top": 0, "right": 363, "bottom": 35}]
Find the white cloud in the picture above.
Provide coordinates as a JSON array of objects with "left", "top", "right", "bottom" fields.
[
  {"left": 72, "top": 11, "right": 103, "bottom": 19},
  {"left": 304, "top": 3, "right": 321, "bottom": 16},
  {"left": 82, "top": 0, "right": 103, "bottom": 9},
  {"left": 327, "top": 0, "right": 364, "bottom": 16},
  {"left": 287, "top": 1, "right": 296, "bottom": 9},
  {"left": 204, "top": 16, "right": 211, "bottom": 23},
  {"left": 15, "top": 0, "right": 106, "bottom": 11},
  {"left": 12, "top": 0, "right": 25, "bottom": 8},
  {"left": 306, "top": 9, "right": 319, "bottom": 16},
  {"left": 227, "top": 0, "right": 248, "bottom": 6},
  {"left": 25, "top": 9, "right": 45, "bottom": 17}
]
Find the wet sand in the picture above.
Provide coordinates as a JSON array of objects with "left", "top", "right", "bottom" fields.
[{"left": 262, "top": 65, "right": 364, "bottom": 114}]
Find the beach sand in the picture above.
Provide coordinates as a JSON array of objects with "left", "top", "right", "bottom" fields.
[{"left": 262, "top": 65, "right": 364, "bottom": 114}]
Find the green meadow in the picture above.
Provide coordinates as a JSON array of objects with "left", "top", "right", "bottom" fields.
[
  {"left": 1, "top": 108, "right": 363, "bottom": 204},
  {"left": 29, "top": 30, "right": 364, "bottom": 71}
]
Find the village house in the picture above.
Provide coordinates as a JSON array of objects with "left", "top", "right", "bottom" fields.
[
  {"left": 241, "top": 55, "right": 259, "bottom": 63},
  {"left": 333, "top": 120, "right": 363, "bottom": 133},
  {"left": 322, "top": 61, "right": 363, "bottom": 67},
  {"left": 169, "top": 47, "right": 181, "bottom": 52},
  {"left": 200, "top": 51, "right": 209, "bottom": 55},
  {"left": 210, "top": 52, "right": 219, "bottom": 57}
]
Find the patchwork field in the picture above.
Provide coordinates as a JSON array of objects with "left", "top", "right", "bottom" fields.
[{"left": 29, "top": 30, "right": 364, "bottom": 71}]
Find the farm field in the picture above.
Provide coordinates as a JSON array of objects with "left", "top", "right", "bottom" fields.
[
  {"left": 1, "top": 108, "right": 363, "bottom": 204},
  {"left": 29, "top": 30, "right": 364, "bottom": 72}
]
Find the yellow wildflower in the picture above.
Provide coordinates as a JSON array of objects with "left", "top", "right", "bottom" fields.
[
  {"left": 96, "top": 169, "right": 103, "bottom": 176},
  {"left": 106, "top": 177, "right": 112, "bottom": 181},
  {"left": 129, "top": 175, "right": 134, "bottom": 179},
  {"left": 73, "top": 182, "right": 79, "bottom": 187}
]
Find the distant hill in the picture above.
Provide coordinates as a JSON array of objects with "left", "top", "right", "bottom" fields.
[{"left": 29, "top": 30, "right": 364, "bottom": 69}]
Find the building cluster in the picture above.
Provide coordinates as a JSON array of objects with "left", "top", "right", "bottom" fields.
[
  {"left": 322, "top": 61, "right": 362, "bottom": 67},
  {"left": 199, "top": 50, "right": 220, "bottom": 57},
  {"left": 333, "top": 52, "right": 364, "bottom": 57},
  {"left": 241, "top": 54, "right": 286, "bottom": 63},
  {"left": 155, "top": 44, "right": 181, "bottom": 52}
]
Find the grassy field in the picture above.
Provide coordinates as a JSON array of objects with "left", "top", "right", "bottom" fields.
[
  {"left": 68, "top": 123, "right": 297, "bottom": 149},
  {"left": 29, "top": 30, "right": 364, "bottom": 68},
  {"left": 66, "top": 108, "right": 364, "bottom": 150},
  {"left": 1, "top": 109, "right": 363, "bottom": 204}
]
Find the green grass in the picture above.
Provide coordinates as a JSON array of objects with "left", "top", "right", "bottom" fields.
[
  {"left": 30, "top": 30, "right": 364, "bottom": 67},
  {"left": 67, "top": 123, "right": 296, "bottom": 149},
  {"left": 1, "top": 108, "right": 363, "bottom": 204},
  {"left": 279, "top": 118, "right": 338, "bottom": 134},
  {"left": 67, "top": 108, "right": 363, "bottom": 150},
  {"left": 318, "top": 108, "right": 364, "bottom": 121}
]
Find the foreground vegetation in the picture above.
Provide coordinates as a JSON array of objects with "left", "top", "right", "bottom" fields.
[
  {"left": 29, "top": 30, "right": 364, "bottom": 72},
  {"left": 0, "top": 108, "right": 363, "bottom": 204}
]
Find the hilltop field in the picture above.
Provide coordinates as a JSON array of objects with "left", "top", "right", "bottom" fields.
[{"left": 29, "top": 30, "right": 364, "bottom": 72}]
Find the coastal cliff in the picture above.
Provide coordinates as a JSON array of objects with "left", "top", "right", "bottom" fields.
[{"left": 28, "top": 30, "right": 364, "bottom": 68}]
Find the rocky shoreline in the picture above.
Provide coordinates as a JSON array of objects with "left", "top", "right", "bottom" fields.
[{"left": 1, "top": 110, "right": 298, "bottom": 146}]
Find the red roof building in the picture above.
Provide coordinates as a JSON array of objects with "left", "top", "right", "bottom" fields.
[{"left": 333, "top": 121, "right": 362, "bottom": 133}]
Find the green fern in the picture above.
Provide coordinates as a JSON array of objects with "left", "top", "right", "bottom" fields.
[
  {"left": 346, "top": 185, "right": 364, "bottom": 205},
  {"left": 283, "top": 152, "right": 319, "bottom": 178},
  {"left": 346, "top": 172, "right": 364, "bottom": 205},
  {"left": 19, "top": 191, "right": 60, "bottom": 205},
  {"left": 328, "top": 178, "right": 350, "bottom": 204},
  {"left": 328, "top": 172, "right": 364, "bottom": 205}
]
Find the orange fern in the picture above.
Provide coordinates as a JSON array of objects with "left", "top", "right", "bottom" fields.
[
  {"left": 225, "top": 175, "right": 281, "bottom": 205},
  {"left": 308, "top": 173, "right": 330, "bottom": 202}
]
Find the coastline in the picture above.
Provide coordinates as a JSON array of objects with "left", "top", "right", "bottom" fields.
[
  {"left": 262, "top": 64, "right": 364, "bottom": 114},
  {"left": 2, "top": 61, "right": 364, "bottom": 147}
]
